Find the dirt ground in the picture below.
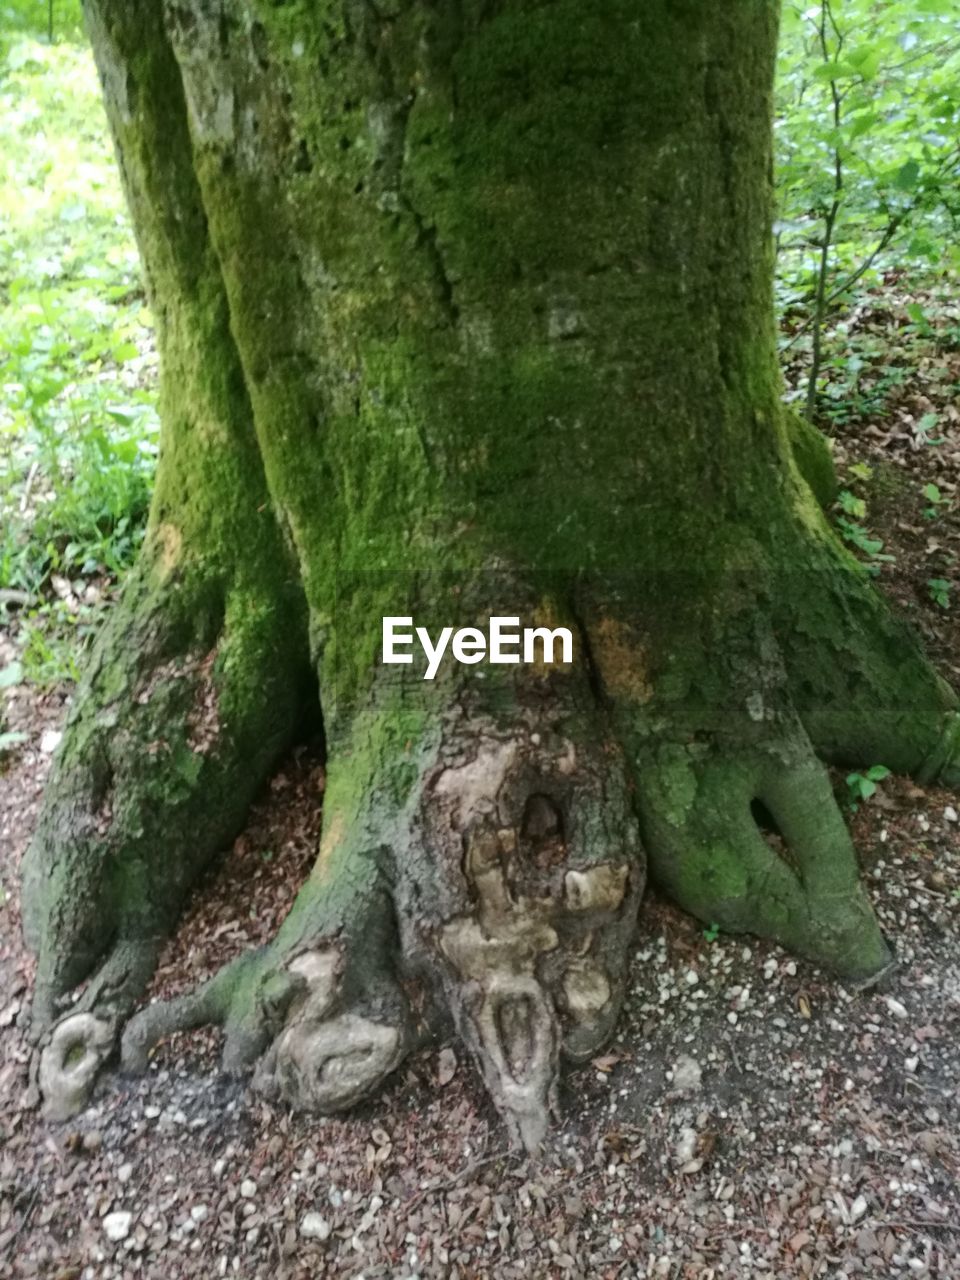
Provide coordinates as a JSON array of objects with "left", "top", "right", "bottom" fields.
[
  {"left": 2, "top": 289, "right": 960, "bottom": 1278},
  {"left": 1, "top": 683, "right": 959, "bottom": 1280}
]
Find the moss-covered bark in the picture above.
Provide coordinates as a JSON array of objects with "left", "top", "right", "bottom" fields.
[
  {"left": 26, "top": 0, "right": 960, "bottom": 1143},
  {"left": 23, "top": 0, "right": 311, "bottom": 1032}
]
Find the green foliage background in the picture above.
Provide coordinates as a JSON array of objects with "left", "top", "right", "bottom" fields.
[
  {"left": 1, "top": 1, "right": 157, "bottom": 682},
  {"left": 0, "top": 0, "right": 958, "bottom": 687},
  {"left": 777, "top": 0, "right": 960, "bottom": 294}
]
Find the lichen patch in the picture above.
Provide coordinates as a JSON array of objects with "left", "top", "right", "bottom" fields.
[{"left": 589, "top": 616, "right": 653, "bottom": 703}]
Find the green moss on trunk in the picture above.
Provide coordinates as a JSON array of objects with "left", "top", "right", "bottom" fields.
[
  {"left": 28, "top": 0, "right": 960, "bottom": 1130},
  {"left": 24, "top": 0, "right": 312, "bottom": 1030}
]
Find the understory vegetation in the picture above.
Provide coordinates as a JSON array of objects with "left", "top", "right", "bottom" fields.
[{"left": 0, "top": 0, "right": 958, "bottom": 733}]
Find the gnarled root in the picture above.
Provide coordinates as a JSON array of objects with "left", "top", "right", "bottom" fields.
[
  {"left": 426, "top": 736, "right": 643, "bottom": 1148},
  {"left": 31, "top": 564, "right": 958, "bottom": 1142},
  {"left": 635, "top": 723, "right": 892, "bottom": 980},
  {"left": 22, "top": 567, "right": 308, "bottom": 1045},
  {"left": 38, "top": 1012, "right": 116, "bottom": 1122},
  {"left": 31, "top": 938, "right": 163, "bottom": 1120},
  {"left": 123, "top": 937, "right": 418, "bottom": 1113},
  {"left": 115, "top": 667, "right": 644, "bottom": 1152},
  {"left": 776, "top": 560, "right": 960, "bottom": 782},
  {"left": 120, "top": 950, "right": 263, "bottom": 1073},
  {"left": 252, "top": 951, "right": 410, "bottom": 1113}
]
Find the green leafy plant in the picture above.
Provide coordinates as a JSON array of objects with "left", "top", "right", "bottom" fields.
[
  {"left": 0, "top": 661, "right": 27, "bottom": 756},
  {"left": 838, "top": 488, "right": 867, "bottom": 519},
  {"left": 702, "top": 922, "right": 720, "bottom": 943},
  {"left": 0, "top": 33, "right": 159, "bottom": 683},
  {"left": 845, "top": 764, "right": 892, "bottom": 810},
  {"left": 776, "top": 0, "right": 960, "bottom": 419},
  {"left": 0, "top": 662, "right": 23, "bottom": 689},
  {"left": 835, "top": 516, "right": 895, "bottom": 572},
  {"left": 915, "top": 413, "right": 945, "bottom": 448},
  {"left": 0, "top": 1, "right": 83, "bottom": 49},
  {"left": 0, "top": 730, "right": 27, "bottom": 755},
  {"left": 923, "top": 482, "right": 947, "bottom": 518},
  {"left": 927, "top": 577, "right": 951, "bottom": 609}
]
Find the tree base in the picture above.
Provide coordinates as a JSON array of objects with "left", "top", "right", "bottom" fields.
[
  {"left": 23, "top": 546, "right": 960, "bottom": 1148},
  {"left": 114, "top": 665, "right": 646, "bottom": 1150}
]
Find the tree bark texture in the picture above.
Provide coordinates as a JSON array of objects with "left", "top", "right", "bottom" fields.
[{"left": 22, "top": 0, "right": 960, "bottom": 1146}]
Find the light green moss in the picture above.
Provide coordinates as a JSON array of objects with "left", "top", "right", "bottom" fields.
[{"left": 784, "top": 408, "right": 838, "bottom": 508}]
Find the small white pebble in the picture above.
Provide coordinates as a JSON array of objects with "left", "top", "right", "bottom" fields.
[
  {"left": 675, "top": 1127, "right": 698, "bottom": 1163},
  {"left": 673, "top": 1055, "right": 702, "bottom": 1092},
  {"left": 849, "top": 1195, "right": 868, "bottom": 1223},
  {"left": 300, "top": 1212, "right": 331, "bottom": 1241},
  {"left": 103, "top": 1211, "right": 133, "bottom": 1242},
  {"left": 239, "top": 1179, "right": 257, "bottom": 1199}
]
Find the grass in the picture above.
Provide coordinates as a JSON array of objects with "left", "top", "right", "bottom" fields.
[{"left": 0, "top": 26, "right": 159, "bottom": 685}]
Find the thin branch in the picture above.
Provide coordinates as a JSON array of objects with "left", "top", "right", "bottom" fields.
[
  {"left": 884, "top": 38, "right": 960, "bottom": 76},
  {"left": 805, "top": 0, "right": 844, "bottom": 420},
  {"left": 780, "top": 142, "right": 960, "bottom": 354}
]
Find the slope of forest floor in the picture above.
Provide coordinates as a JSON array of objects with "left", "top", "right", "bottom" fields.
[{"left": 3, "top": 333, "right": 960, "bottom": 1275}]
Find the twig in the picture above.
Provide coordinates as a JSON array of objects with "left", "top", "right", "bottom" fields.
[
  {"left": 19, "top": 461, "right": 38, "bottom": 514},
  {"left": 805, "top": 0, "right": 844, "bottom": 421},
  {"left": 726, "top": 1034, "right": 742, "bottom": 1074},
  {"left": 404, "top": 1147, "right": 512, "bottom": 1209},
  {"left": 781, "top": 141, "right": 960, "bottom": 355},
  {"left": 1, "top": 1184, "right": 39, "bottom": 1259},
  {"left": 890, "top": 1219, "right": 960, "bottom": 1235}
]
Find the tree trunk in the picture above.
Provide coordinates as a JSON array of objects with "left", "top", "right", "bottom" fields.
[{"left": 24, "top": 0, "right": 960, "bottom": 1147}]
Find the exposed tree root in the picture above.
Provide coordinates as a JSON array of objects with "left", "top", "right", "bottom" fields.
[
  {"left": 120, "top": 950, "right": 263, "bottom": 1074},
  {"left": 22, "top": 568, "right": 308, "bottom": 1040},
  {"left": 634, "top": 722, "right": 892, "bottom": 980},
  {"left": 25, "top": 578, "right": 959, "bottom": 1143},
  {"left": 108, "top": 666, "right": 644, "bottom": 1149},
  {"left": 38, "top": 1013, "right": 116, "bottom": 1123},
  {"left": 918, "top": 711, "right": 960, "bottom": 787},
  {"left": 775, "top": 556, "right": 960, "bottom": 781}
]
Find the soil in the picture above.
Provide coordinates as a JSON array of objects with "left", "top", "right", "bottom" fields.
[{"left": 2, "top": 283, "right": 960, "bottom": 1278}]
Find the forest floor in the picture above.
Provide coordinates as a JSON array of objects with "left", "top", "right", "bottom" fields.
[
  {"left": 2, "top": 290, "right": 960, "bottom": 1278},
  {"left": 1, "top": 290, "right": 960, "bottom": 1280}
]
